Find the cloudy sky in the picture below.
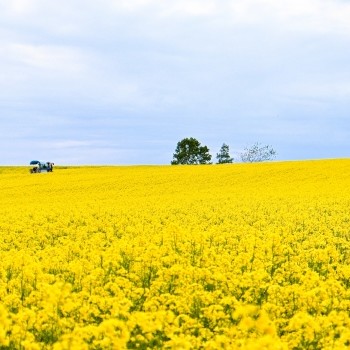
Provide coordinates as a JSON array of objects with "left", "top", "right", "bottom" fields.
[{"left": 1, "top": 0, "right": 349, "bottom": 165}]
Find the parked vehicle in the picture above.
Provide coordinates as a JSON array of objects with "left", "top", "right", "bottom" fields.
[{"left": 30, "top": 160, "right": 54, "bottom": 173}]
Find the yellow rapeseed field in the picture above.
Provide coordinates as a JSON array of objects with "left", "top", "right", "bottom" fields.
[{"left": 1, "top": 159, "right": 350, "bottom": 349}]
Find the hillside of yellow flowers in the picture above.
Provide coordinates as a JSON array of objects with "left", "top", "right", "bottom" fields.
[{"left": 1, "top": 159, "right": 350, "bottom": 349}]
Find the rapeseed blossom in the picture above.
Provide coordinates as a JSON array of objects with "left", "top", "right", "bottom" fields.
[{"left": 0, "top": 160, "right": 350, "bottom": 349}]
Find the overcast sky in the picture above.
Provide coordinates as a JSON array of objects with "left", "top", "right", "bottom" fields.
[{"left": 1, "top": 0, "right": 349, "bottom": 165}]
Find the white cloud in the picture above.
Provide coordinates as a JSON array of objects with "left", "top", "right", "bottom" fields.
[
  {"left": 283, "top": 81, "right": 350, "bottom": 104},
  {"left": 158, "top": 0, "right": 219, "bottom": 17},
  {"left": 2, "top": 0, "right": 38, "bottom": 15},
  {"left": 107, "top": 0, "right": 218, "bottom": 16},
  {"left": 3, "top": 0, "right": 350, "bottom": 33},
  {"left": 50, "top": 140, "right": 92, "bottom": 149},
  {"left": 103, "top": 0, "right": 350, "bottom": 35},
  {"left": 7, "top": 44, "right": 86, "bottom": 73},
  {"left": 109, "top": 0, "right": 158, "bottom": 12},
  {"left": 227, "top": 0, "right": 350, "bottom": 35},
  {"left": 0, "top": 0, "right": 350, "bottom": 164}
]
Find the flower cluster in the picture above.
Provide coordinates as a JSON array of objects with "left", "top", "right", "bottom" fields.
[{"left": 0, "top": 160, "right": 350, "bottom": 349}]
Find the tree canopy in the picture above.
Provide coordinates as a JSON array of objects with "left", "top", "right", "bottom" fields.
[
  {"left": 240, "top": 142, "right": 277, "bottom": 163},
  {"left": 171, "top": 137, "right": 212, "bottom": 165},
  {"left": 216, "top": 143, "right": 233, "bottom": 164}
]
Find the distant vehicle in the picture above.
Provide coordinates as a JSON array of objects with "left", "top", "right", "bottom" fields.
[{"left": 30, "top": 160, "right": 54, "bottom": 173}]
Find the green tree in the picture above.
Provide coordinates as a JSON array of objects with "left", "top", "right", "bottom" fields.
[
  {"left": 240, "top": 142, "right": 277, "bottom": 163},
  {"left": 216, "top": 143, "right": 233, "bottom": 164},
  {"left": 171, "top": 137, "right": 212, "bottom": 165}
]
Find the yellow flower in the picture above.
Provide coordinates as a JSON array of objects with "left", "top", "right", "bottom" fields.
[{"left": 1, "top": 159, "right": 350, "bottom": 349}]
